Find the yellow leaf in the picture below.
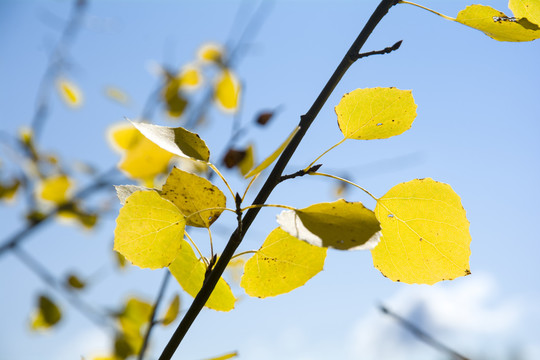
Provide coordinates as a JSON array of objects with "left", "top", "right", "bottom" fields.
[
  {"left": 57, "top": 78, "right": 83, "bottom": 107},
  {"left": 31, "top": 295, "right": 62, "bottom": 330},
  {"left": 179, "top": 64, "right": 203, "bottom": 90},
  {"left": 162, "top": 77, "right": 188, "bottom": 118},
  {"left": 161, "top": 294, "right": 180, "bottom": 326},
  {"left": 277, "top": 199, "right": 381, "bottom": 250},
  {"left": 169, "top": 240, "right": 235, "bottom": 311},
  {"left": 245, "top": 127, "right": 299, "bottom": 178},
  {"left": 0, "top": 178, "right": 20, "bottom": 201},
  {"left": 455, "top": 5, "right": 540, "bottom": 42},
  {"left": 204, "top": 352, "right": 238, "bottom": 360},
  {"left": 114, "top": 190, "right": 186, "bottom": 269},
  {"left": 197, "top": 42, "right": 224, "bottom": 63},
  {"left": 335, "top": 87, "right": 417, "bottom": 140},
  {"left": 38, "top": 174, "right": 72, "bottom": 204},
  {"left": 240, "top": 227, "right": 327, "bottom": 298},
  {"left": 108, "top": 123, "right": 175, "bottom": 181},
  {"left": 214, "top": 69, "right": 241, "bottom": 112},
  {"left": 509, "top": 0, "right": 540, "bottom": 25},
  {"left": 118, "top": 297, "right": 152, "bottom": 336},
  {"left": 161, "top": 167, "right": 226, "bottom": 228},
  {"left": 372, "top": 178, "right": 471, "bottom": 285},
  {"left": 130, "top": 121, "right": 210, "bottom": 162}
]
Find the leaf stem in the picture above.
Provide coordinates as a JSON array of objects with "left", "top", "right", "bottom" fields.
[
  {"left": 310, "top": 172, "right": 379, "bottom": 201},
  {"left": 183, "top": 231, "right": 208, "bottom": 266},
  {"left": 183, "top": 207, "right": 237, "bottom": 223},
  {"left": 398, "top": 1, "right": 455, "bottom": 21},
  {"left": 158, "top": 1, "right": 400, "bottom": 358},
  {"left": 304, "top": 138, "right": 347, "bottom": 172},
  {"left": 240, "top": 203, "right": 296, "bottom": 212},
  {"left": 241, "top": 173, "right": 260, "bottom": 202},
  {"left": 208, "top": 163, "right": 236, "bottom": 200},
  {"left": 232, "top": 250, "right": 257, "bottom": 259}
]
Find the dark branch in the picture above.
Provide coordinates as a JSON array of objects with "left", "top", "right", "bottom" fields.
[
  {"left": 354, "top": 40, "right": 403, "bottom": 60},
  {"left": 158, "top": 1, "right": 400, "bottom": 359},
  {"left": 279, "top": 164, "right": 322, "bottom": 183},
  {"left": 379, "top": 304, "right": 470, "bottom": 360}
]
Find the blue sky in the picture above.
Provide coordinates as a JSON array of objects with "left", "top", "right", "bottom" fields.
[{"left": 1, "top": 0, "right": 539, "bottom": 359}]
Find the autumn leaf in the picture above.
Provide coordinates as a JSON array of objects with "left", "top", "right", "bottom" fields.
[
  {"left": 240, "top": 228, "right": 327, "bottom": 298},
  {"left": 335, "top": 87, "right": 417, "bottom": 140},
  {"left": 161, "top": 294, "right": 180, "bottom": 326},
  {"left": 114, "top": 190, "right": 186, "bottom": 269},
  {"left": 372, "top": 178, "right": 471, "bottom": 284},
  {"left": 214, "top": 69, "right": 241, "bottom": 112},
  {"left": 169, "top": 240, "right": 235, "bottom": 311},
  {"left": 277, "top": 199, "right": 381, "bottom": 250},
  {"left": 30, "top": 295, "right": 62, "bottom": 330}
]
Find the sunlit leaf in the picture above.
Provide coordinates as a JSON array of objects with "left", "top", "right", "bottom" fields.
[
  {"left": 509, "top": 0, "right": 540, "bottom": 25},
  {"left": 161, "top": 294, "right": 180, "bottom": 326},
  {"left": 38, "top": 174, "right": 72, "bottom": 204},
  {"left": 455, "top": 5, "right": 540, "bottom": 42},
  {"left": 108, "top": 123, "right": 175, "bottom": 182},
  {"left": 372, "top": 178, "right": 471, "bottom": 284},
  {"left": 245, "top": 127, "right": 299, "bottom": 178},
  {"left": 31, "top": 295, "right": 62, "bottom": 330},
  {"left": 197, "top": 42, "right": 224, "bottom": 63},
  {"left": 169, "top": 240, "right": 235, "bottom": 311},
  {"left": 130, "top": 121, "right": 210, "bottom": 162},
  {"left": 161, "top": 167, "right": 226, "bottom": 228},
  {"left": 57, "top": 78, "right": 83, "bottom": 107},
  {"left": 214, "top": 69, "right": 241, "bottom": 112},
  {"left": 240, "top": 227, "right": 327, "bottom": 298},
  {"left": 114, "top": 190, "right": 186, "bottom": 269},
  {"left": 117, "top": 297, "right": 152, "bottom": 338},
  {"left": 335, "top": 87, "right": 417, "bottom": 140},
  {"left": 277, "top": 199, "right": 381, "bottom": 250},
  {"left": 204, "top": 352, "right": 238, "bottom": 360}
]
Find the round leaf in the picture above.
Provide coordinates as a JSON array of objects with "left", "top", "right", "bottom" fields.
[
  {"left": 169, "top": 240, "right": 235, "bottom": 312},
  {"left": 161, "top": 167, "right": 226, "bottom": 228},
  {"left": 335, "top": 87, "right": 417, "bottom": 140},
  {"left": 509, "top": 0, "right": 540, "bottom": 26},
  {"left": 276, "top": 199, "right": 381, "bottom": 250},
  {"left": 240, "top": 227, "right": 327, "bottom": 298},
  {"left": 114, "top": 190, "right": 186, "bottom": 269},
  {"left": 455, "top": 5, "right": 540, "bottom": 42},
  {"left": 372, "top": 178, "right": 471, "bottom": 284}
]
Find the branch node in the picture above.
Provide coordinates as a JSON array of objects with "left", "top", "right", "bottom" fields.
[{"left": 278, "top": 164, "right": 323, "bottom": 183}]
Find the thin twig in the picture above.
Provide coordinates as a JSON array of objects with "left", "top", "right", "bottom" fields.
[
  {"left": 0, "top": 166, "right": 118, "bottom": 257},
  {"left": 13, "top": 246, "right": 115, "bottom": 329},
  {"left": 379, "top": 304, "right": 470, "bottom": 360},
  {"left": 354, "top": 40, "right": 403, "bottom": 60},
  {"left": 279, "top": 164, "right": 322, "bottom": 183},
  {"left": 158, "top": 1, "right": 401, "bottom": 359},
  {"left": 138, "top": 271, "right": 171, "bottom": 360}
]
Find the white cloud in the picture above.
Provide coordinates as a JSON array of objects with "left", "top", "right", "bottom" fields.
[{"left": 348, "top": 273, "right": 525, "bottom": 360}]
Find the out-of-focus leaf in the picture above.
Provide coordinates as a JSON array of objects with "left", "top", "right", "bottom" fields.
[
  {"left": 255, "top": 111, "right": 275, "bottom": 126},
  {"left": 105, "top": 86, "right": 130, "bottom": 104},
  {"left": 0, "top": 179, "right": 20, "bottom": 201},
  {"left": 197, "top": 42, "right": 224, "bottom": 64},
  {"left": 178, "top": 64, "right": 203, "bottom": 90},
  {"left": 204, "top": 352, "right": 238, "bottom": 360},
  {"left": 57, "top": 78, "right": 83, "bottom": 107},
  {"left": 223, "top": 149, "right": 246, "bottom": 169},
  {"left": 214, "top": 69, "right": 241, "bottom": 112},
  {"left": 31, "top": 295, "right": 62, "bottom": 330},
  {"left": 38, "top": 174, "right": 72, "bottom": 204},
  {"left": 65, "top": 273, "right": 86, "bottom": 290},
  {"left": 161, "top": 294, "right": 180, "bottom": 326}
]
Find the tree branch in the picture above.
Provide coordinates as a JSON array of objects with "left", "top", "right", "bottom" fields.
[
  {"left": 354, "top": 40, "right": 403, "bottom": 60},
  {"left": 158, "top": 1, "right": 400, "bottom": 359},
  {"left": 379, "top": 304, "right": 470, "bottom": 360}
]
